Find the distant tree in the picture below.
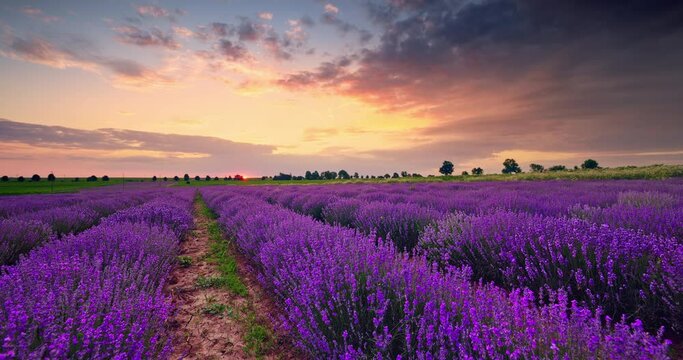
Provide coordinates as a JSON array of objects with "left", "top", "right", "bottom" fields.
[
  {"left": 311, "top": 171, "right": 320, "bottom": 180},
  {"left": 48, "top": 173, "right": 56, "bottom": 181},
  {"left": 530, "top": 163, "right": 545, "bottom": 173},
  {"left": 371, "top": 175, "right": 376, "bottom": 179},
  {"left": 582, "top": 159, "right": 599, "bottom": 169},
  {"left": 439, "top": 160, "right": 454, "bottom": 176},
  {"left": 163, "top": 177, "right": 168, "bottom": 181},
  {"left": 392, "top": 172, "right": 399, "bottom": 178},
  {"left": 102, "top": 175, "right": 109, "bottom": 181},
  {"left": 462, "top": 171, "right": 469, "bottom": 176},
  {"left": 321, "top": 171, "right": 337, "bottom": 180},
  {"left": 412, "top": 173, "right": 423, "bottom": 177},
  {"left": 87, "top": 175, "right": 98, "bottom": 182},
  {"left": 195, "top": 175, "right": 201, "bottom": 181},
  {"left": 384, "top": 174, "right": 390, "bottom": 179},
  {"left": 31, "top": 174, "right": 41, "bottom": 182},
  {"left": 1, "top": 175, "right": 8, "bottom": 182},
  {"left": 548, "top": 165, "right": 566, "bottom": 172},
  {"left": 17, "top": 176, "right": 25, "bottom": 182},
  {"left": 223, "top": 176, "right": 228, "bottom": 181},
  {"left": 205, "top": 175, "right": 212, "bottom": 181},
  {"left": 234, "top": 174, "right": 244, "bottom": 181},
  {"left": 353, "top": 172, "right": 359, "bottom": 179},
  {"left": 152, "top": 176, "right": 157, "bottom": 182},
  {"left": 228, "top": 176, "right": 233, "bottom": 180},
  {"left": 305, "top": 170, "right": 313, "bottom": 180},
  {"left": 73, "top": 177, "right": 80, "bottom": 182},
  {"left": 338, "top": 170, "right": 350, "bottom": 180},
  {"left": 471, "top": 167, "right": 483, "bottom": 175},
  {"left": 213, "top": 176, "right": 219, "bottom": 181},
  {"left": 174, "top": 176, "right": 180, "bottom": 181},
  {"left": 574, "top": 165, "right": 580, "bottom": 170},
  {"left": 273, "top": 173, "right": 292, "bottom": 180},
  {"left": 502, "top": 159, "right": 522, "bottom": 174},
  {"left": 401, "top": 171, "right": 409, "bottom": 177},
  {"left": 183, "top": 174, "right": 190, "bottom": 181}
]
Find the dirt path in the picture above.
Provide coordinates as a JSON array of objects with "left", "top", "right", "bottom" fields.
[{"left": 166, "top": 197, "right": 301, "bottom": 359}]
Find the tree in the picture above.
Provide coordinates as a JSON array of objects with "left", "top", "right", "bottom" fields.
[
  {"left": 384, "top": 174, "right": 390, "bottom": 179},
  {"left": 273, "top": 173, "right": 292, "bottom": 180},
  {"left": 31, "top": 174, "right": 41, "bottom": 182},
  {"left": 392, "top": 172, "right": 400, "bottom": 178},
  {"left": 234, "top": 174, "right": 244, "bottom": 181},
  {"left": 311, "top": 171, "right": 320, "bottom": 180},
  {"left": 439, "top": 160, "right": 454, "bottom": 176},
  {"left": 174, "top": 176, "right": 180, "bottom": 181},
  {"left": 353, "top": 172, "right": 359, "bottom": 179},
  {"left": 471, "top": 167, "right": 483, "bottom": 175},
  {"left": 582, "top": 159, "right": 599, "bottom": 169},
  {"left": 1, "top": 175, "right": 8, "bottom": 182},
  {"left": 183, "top": 174, "right": 190, "bottom": 181},
  {"left": 87, "top": 175, "right": 98, "bottom": 182},
  {"left": 548, "top": 165, "right": 566, "bottom": 172},
  {"left": 502, "top": 158, "right": 522, "bottom": 174},
  {"left": 102, "top": 175, "right": 109, "bottom": 181},
  {"left": 163, "top": 177, "right": 168, "bottom": 181},
  {"left": 530, "top": 163, "right": 545, "bottom": 173},
  {"left": 194, "top": 176, "right": 201, "bottom": 181},
  {"left": 205, "top": 175, "right": 211, "bottom": 181},
  {"left": 152, "top": 176, "right": 157, "bottom": 182},
  {"left": 17, "top": 176, "right": 25, "bottom": 182},
  {"left": 338, "top": 170, "right": 350, "bottom": 179},
  {"left": 48, "top": 173, "right": 56, "bottom": 181},
  {"left": 214, "top": 176, "right": 219, "bottom": 181},
  {"left": 460, "top": 171, "right": 467, "bottom": 176},
  {"left": 305, "top": 170, "right": 313, "bottom": 180},
  {"left": 73, "top": 177, "right": 80, "bottom": 182},
  {"left": 223, "top": 177, "right": 228, "bottom": 181},
  {"left": 401, "top": 171, "right": 409, "bottom": 177}
]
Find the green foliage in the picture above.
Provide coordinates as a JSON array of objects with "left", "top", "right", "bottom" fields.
[
  {"left": 244, "top": 321, "right": 272, "bottom": 357},
  {"left": 202, "top": 302, "right": 229, "bottom": 316},
  {"left": 502, "top": 158, "right": 522, "bottom": 174},
  {"left": 548, "top": 165, "right": 567, "bottom": 172},
  {"left": 31, "top": 174, "right": 41, "bottom": 182},
  {"left": 530, "top": 163, "right": 545, "bottom": 173},
  {"left": 439, "top": 160, "right": 454, "bottom": 175},
  {"left": 177, "top": 256, "right": 192, "bottom": 268},
  {"left": 338, "top": 170, "right": 350, "bottom": 179},
  {"left": 582, "top": 159, "right": 599, "bottom": 169},
  {"left": 472, "top": 167, "right": 484, "bottom": 175},
  {"left": 47, "top": 173, "right": 56, "bottom": 181}
]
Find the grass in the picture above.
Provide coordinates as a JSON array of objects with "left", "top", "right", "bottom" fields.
[
  {"left": 0, "top": 177, "right": 149, "bottom": 195},
  {"left": 194, "top": 194, "right": 273, "bottom": 357},
  {"left": 177, "top": 256, "right": 193, "bottom": 268},
  {"left": 175, "top": 164, "right": 683, "bottom": 188}
]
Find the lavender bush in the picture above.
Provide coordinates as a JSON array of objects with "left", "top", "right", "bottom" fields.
[{"left": 0, "top": 219, "right": 54, "bottom": 266}]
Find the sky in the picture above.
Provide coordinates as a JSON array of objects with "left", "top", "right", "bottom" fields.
[{"left": 1, "top": 0, "right": 682, "bottom": 177}]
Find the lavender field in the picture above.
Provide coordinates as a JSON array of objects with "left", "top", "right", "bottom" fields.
[{"left": 1, "top": 179, "right": 681, "bottom": 358}]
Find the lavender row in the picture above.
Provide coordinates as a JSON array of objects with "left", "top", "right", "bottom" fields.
[
  {"left": 0, "top": 189, "right": 174, "bottom": 266},
  {"left": 0, "top": 190, "right": 193, "bottom": 359},
  {"left": 419, "top": 211, "right": 683, "bottom": 334},
  {"left": 250, "top": 180, "right": 683, "bottom": 239},
  {"left": 202, "top": 188, "right": 671, "bottom": 359},
  {"left": 264, "top": 187, "right": 682, "bottom": 333}
]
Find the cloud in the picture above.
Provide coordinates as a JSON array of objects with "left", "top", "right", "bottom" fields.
[
  {"left": 324, "top": 4, "right": 339, "bottom": 15},
  {"left": 20, "top": 6, "right": 59, "bottom": 23},
  {"left": 113, "top": 25, "right": 180, "bottom": 49},
  {"left": 279, "top": 0, "right": 683, "bottom": 167},
  {"left": 320, "top": 6, "right": 372, "bottom": 43},
  {"left": 259, "top": 12, "right": 273, "bottom": 20},
  {"left": 135, "top": 5, "right": 185, "bottom": 21},
  {"left": 216, "top": 39, "right": 249, "bottom": 61},
  {"left": 172, "top": 26, "right": 194, "bottom": 38},
  {"left": 0, "top": 31, "right": 172, "bottom": 87}
]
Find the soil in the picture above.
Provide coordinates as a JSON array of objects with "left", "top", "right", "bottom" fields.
[{"left": 166, "top": 200, "right": 302, "bottom": 359}]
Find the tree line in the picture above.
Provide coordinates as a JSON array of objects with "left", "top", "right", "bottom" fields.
[{"left": 438, "top": 158, "right": 600, "bottom": 176}]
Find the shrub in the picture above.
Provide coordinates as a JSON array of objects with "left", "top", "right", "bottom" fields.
[{"left": 31, "top": 174, "right": 41, "bottom": 182}]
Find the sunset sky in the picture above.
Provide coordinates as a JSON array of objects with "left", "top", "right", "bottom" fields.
[{"left": 1, "top": 0, "right": 682, "bottom": 177}]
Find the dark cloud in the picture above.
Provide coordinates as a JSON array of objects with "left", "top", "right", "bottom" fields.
[
  {"left": 320, "top": 11, "right": 372, "bottom": 43},
  {"left": 236, "top": 17, "right": 263, "bottom": 42},
  {"left": 217, "top": 39, "right": 248, "bottom": 61},
  {"left": 114, "top": 25, "right": 180, "bottom": 49},
  {"left": 1, "top": 32, "right": 170, "bottom": 84},
  {"left": 280, "top": 0, "right": 683, "bottom": 162}
]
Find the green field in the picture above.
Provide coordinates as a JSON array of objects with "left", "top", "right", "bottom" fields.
[
  {"left": 0, "top": 178, "right": 148, "bottom": 195},
  {"left": 2, "top": 164, "right": 681, "bottom": 195},
  {"left": 177, "top": 164, "right": 683, "bottom": 187}
]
